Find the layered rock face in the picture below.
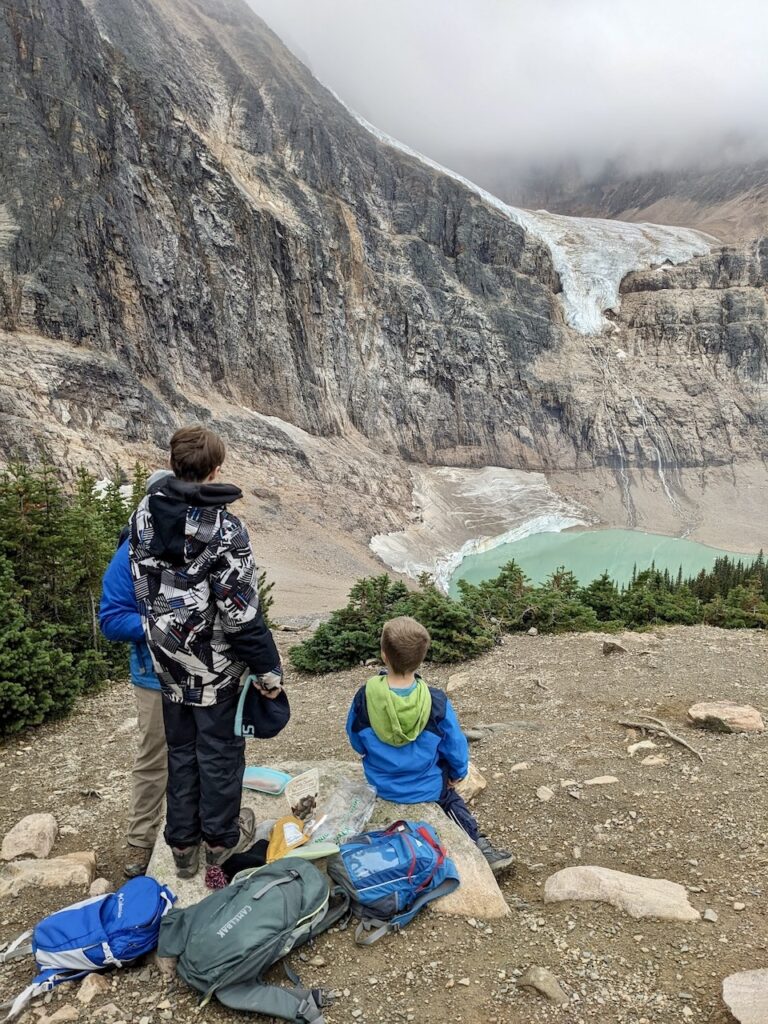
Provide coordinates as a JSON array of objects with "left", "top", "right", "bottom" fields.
[{"left": 1, "top": 0, "right": 768, "bottom": 524}]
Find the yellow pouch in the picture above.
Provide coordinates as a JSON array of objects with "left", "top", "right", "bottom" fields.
[{"left": 266, "top": 815, "right": 310, "bottom": 862}]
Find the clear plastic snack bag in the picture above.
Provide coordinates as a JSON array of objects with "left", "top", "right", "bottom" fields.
[{"left": 304, "top": 777, "right": 377, "bottom": 847}]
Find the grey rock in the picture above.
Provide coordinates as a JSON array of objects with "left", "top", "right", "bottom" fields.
[
  {"left": 517, "top": 966, "right": 569, "bottom": 1005},
  {"left": 147, "top": 760, "right": 509, "bottom": 920},
  {"left": 544, "top": 865, "right": 701, "bottom": 921},
  {"left": 1, "top": 813, "right": 58, "bottom": 861},
  {"left": 723, "top": 968, "right": 768, "bottom": 1024}
]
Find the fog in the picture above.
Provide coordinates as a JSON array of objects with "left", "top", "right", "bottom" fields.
[{"left": 247, "top": 0, "right": 768, "bottom": 178}]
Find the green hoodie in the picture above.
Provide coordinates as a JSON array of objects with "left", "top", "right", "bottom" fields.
[{"left": 364, "top": 673, "right": 432, "bottom": 747}]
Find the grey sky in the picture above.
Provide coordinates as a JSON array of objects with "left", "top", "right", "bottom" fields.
[{"left": 247, "top": 0, "right": 768, "bottom": 175}]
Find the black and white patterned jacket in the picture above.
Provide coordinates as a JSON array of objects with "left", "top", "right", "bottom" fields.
[{"left": 128, "top": 477, "right": 279, "bottom": 706}]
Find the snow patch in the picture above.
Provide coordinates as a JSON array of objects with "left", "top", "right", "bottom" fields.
[{"left": 370, "top": 466, "right": 592, "bottom": 592}]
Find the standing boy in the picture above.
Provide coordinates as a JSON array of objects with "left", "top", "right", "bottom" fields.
[
  {"left": 346, "top": 616, "right": 513, "bottom": 874},
  {"left": 129, "top": 426, "right": 281, "bottom": 878}
]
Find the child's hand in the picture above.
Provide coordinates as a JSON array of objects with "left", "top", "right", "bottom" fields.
[
  {"left": 254, "top": 667, "right": 283, "bottom": 698},
  {"left": 448, "top": 776, "right": 466, "bottom": 788}
]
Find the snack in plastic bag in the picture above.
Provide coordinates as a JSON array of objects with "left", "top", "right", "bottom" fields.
[
  {"left": 284, "top": 768, "right": 319, "bottom": 820},
  {"left": 305, "top": 777, "right": 377, "bottom": 847}
]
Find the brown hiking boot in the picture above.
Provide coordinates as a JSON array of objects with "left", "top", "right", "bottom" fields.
[
  {"left": 171, "top": 845, "right": 201, "bottom": 879},
  {"left": 205, "top": 808, "right": 257, "bottom": 867},
  {"left": 123, "top": 845, "right": 153, "bottom": 879}
]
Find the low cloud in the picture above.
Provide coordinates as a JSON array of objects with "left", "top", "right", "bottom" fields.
[{"left": 248, "top": 0, "right": 768, "bottom": 176}]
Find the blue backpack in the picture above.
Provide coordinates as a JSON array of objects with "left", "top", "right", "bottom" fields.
[
  {"left": 0, "top": 876, "right": 175, "bottom": 1021},
  {"left": 327, "top": 820, "right": 459, "bottom": 945}
]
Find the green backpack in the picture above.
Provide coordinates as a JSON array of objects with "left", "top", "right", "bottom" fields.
[{"left": 157, "top": 858, "right": 349, "bottom": 1023}]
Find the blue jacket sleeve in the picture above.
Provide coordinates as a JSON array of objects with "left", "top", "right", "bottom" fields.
[
  {"left": 99, "top": 542, "right": 145, "bottom": 643},
  {"left": 346, "top": 690, "right": 366, "bottom": 756},
  {"left": 437, "top": 698, "right": 470, "bottom": 782}
]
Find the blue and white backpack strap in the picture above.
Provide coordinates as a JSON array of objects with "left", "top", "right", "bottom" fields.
[
  {"left": 0, "top": 969, "right": 88, "bottom": 1022},
  {"left": 0, "top": 931, "right": 33, "bottom": 964}
]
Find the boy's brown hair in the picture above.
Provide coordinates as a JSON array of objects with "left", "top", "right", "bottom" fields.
[
  {"left": 169, "top": 425, "right": 226, "bottom": 482},
  {"left": 380, "top": 616, "right": 431, "bottom": 675}
]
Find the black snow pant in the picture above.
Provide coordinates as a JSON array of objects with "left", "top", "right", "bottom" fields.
[{"left": 162, "top": 694, "right": 245, "bottom": 849}]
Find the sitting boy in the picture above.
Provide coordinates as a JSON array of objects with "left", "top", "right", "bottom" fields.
[{"left": 346, "top": 615, "right": 513, "bottom": 875}]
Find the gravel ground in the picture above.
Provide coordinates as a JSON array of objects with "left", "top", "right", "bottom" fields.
[{"left": 2, "top": 625, "right": 767, "bottom": 1023}]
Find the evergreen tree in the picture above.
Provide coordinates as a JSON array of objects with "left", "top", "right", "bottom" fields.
[{"left": 0, "top": 554, "right": 75, "bottom": 736}]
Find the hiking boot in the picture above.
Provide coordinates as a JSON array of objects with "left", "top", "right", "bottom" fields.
[
  {"left": 476, "top": 835, "right": 515, "bottom": 876},
  {"left": 205, "top": 808, "right": 257, "bottom": 867},
  {"left": 171, "top": 845, "right": 201, "bottom": 879},
  {"left": 123, "top": 845, "right": 152, "bottom": 880}
]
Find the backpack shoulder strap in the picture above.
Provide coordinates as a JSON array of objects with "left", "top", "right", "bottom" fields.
[
  {"left": 0, "top": 969, "right": 89, "bottom": 1023},
  {"left": 0, "top": 931, "right": 33, "bottom": 964},
  {"left": 353, "top": 875, "right": 460, "bottom": 945},
  {"left": 216, "top": 978, "right": 330, "bottom": 1023}
]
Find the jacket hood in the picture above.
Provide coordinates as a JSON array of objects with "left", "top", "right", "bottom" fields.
[
  {"left": 364, "top": 674, "right": 432, "bottom": 747},
  {"left": 147, "top": 477, "right": 243, "bottom": 564}
]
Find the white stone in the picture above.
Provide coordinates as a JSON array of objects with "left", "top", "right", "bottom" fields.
[
  {"left": 451, "top": 763, "right": 487, "bottom": 803},
  {"left": 703, "top": 908, "right": 718, "bottom": 922},
  {"left": 0, "top": 852, "right": 96, "bottom": 898},
  {"left": 89, "top": 878, "right": 113, "bottom": 897},
  {"left": 510, "top": 762, "right": 530, "bottom": 772},
  {"left": 518, "top": 966, "right": 569, "bottom": 1005},
  {"left": 723, "top": 968, "right": 768, "bottom": 1024},
  {"left": 687, "top": 701, "right": 764, "bottom": 734},
  {"left": 627, "top": 740, "right": 657, "bottom": 756},
  {"left": 544, "top": 866, "right": 700, "bottom": 921},
  {"left": 641, "top": 755, "right": 668, "bottom": 766},
  {"left": 147, "top": 760, "right": 509, "bottom": 919},
  {"left": 583, "top": 776, "right": 618, "bottom": 786},
  {"left": 446, "top": 672, "right": 470, "bottom": 694},
  {"left": 536, "top": 786, "right": 555, "bottom": 802},
  {"left": 1, "top": 813, "right": 58, "bottom": 861},
  {"left": 77, "top": 974, "right": 111, "bottom": 1005}
]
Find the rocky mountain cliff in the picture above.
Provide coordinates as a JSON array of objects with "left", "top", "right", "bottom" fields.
[{"left": 1, "top": 0, "right": 768, "bottom": 565}]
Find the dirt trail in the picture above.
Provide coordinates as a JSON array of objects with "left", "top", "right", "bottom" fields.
[{"left": 2, "top": 625, "right": 767, "bottom": 1023}]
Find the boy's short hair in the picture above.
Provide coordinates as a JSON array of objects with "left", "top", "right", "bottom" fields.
[
  {"left": 381, "top": 616, "right": 431, "bottom": 675},
  {"left": 169, "top": 426, "right": 226, "bottom": 482}
]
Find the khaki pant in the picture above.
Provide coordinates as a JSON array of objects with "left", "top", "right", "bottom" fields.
[{"left": 127, "top": 687, "right": 168, "bottom": 849}]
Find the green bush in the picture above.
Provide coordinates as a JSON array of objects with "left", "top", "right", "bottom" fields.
[
  {"left": 290, "top": 573, "right": 492, "bottom": 673},
  {"left": 0, "top": 554, "right": 77, "bottom": 735}
]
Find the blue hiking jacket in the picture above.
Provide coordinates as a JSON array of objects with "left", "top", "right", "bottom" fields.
[
  {"left": 99, "top": 540, "right": 161, "bottom": 691},
  {"left": 346, "top": 683, "right": 469, "bottom": 803}
]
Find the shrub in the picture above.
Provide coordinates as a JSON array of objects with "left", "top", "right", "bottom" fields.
[{"left": 0, "top": 555, "right": 75, "bottom": 736}]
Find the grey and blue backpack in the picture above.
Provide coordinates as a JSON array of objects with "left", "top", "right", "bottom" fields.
[
  {"left": 327, "top": 819, "right": 460, "bottom": 944},
  {"left": 157, "top": 857, "right": 349, "bottom": 1024}
]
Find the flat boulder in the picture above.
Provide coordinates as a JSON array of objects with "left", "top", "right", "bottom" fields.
[
  {"left": 544, "top": 865, "right": 700, "bottom": 921},
  {"left": 2, "top": 813, "right": 58, "bottom": 861},
  {"left": 723, "top": 969, "right": 768, "bottom": 1023},
  {"left": 0, "top": 852, "right": 96, "bottom": 898},
  {"left": 148, "top": 760, "right": 509, "bottom": 919},
  {"left": 687, "top": 701, "right": 764, "bottom": 734}
]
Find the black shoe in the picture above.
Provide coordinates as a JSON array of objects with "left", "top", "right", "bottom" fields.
[
  {"left": 123, "top": 845, "right": 152, "bottom": 879},
  {"left": 171, "top": 845, "right": 201, "bottom": 879},
  {"left": 477, "top": 835, "right": 515, "bottom": 876}
]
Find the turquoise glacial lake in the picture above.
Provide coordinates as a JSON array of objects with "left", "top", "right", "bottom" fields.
[{"left": 448, "top": 528, "right": 754, "bottom": 597}]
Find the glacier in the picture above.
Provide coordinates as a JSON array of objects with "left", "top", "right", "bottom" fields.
[{"left": 343, "top": 103, "right": 715, "bottom": 335}]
